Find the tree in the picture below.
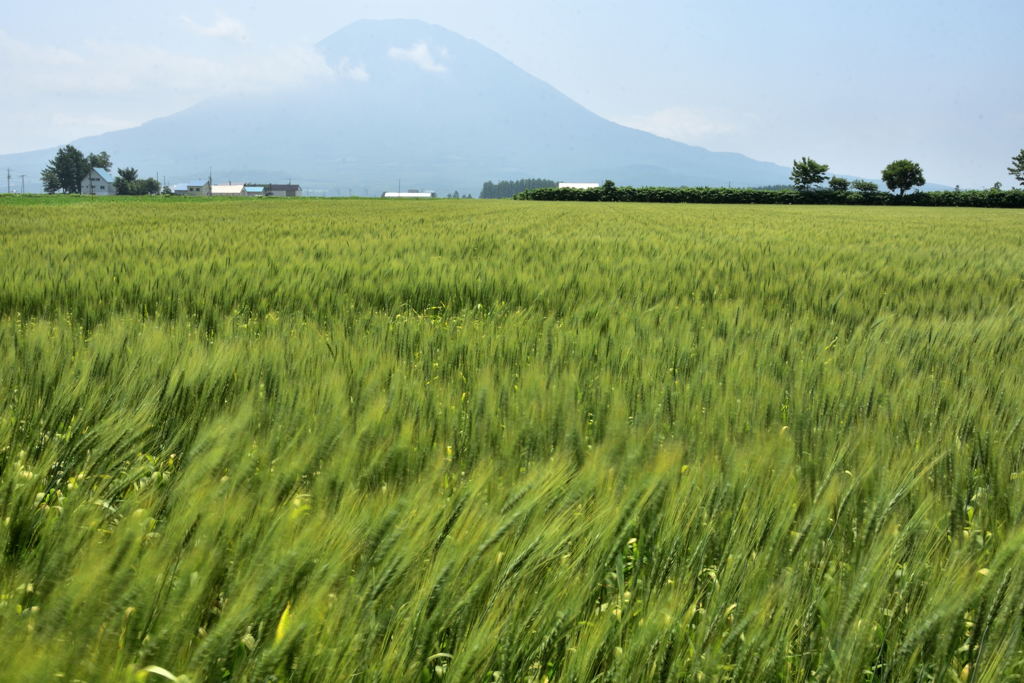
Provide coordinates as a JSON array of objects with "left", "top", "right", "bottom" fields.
[
  {"left": 40, "top": 168, "right": 61, "bottom": 194},
  {"left": 852, "top": 180, "right": 878, "bottom": 193},
  {"left": 881, "top": 159, "right": 925, "bottom": 196},
  {"left": 86, "top": 152, "right": 112, "bottom": 171},
  {"left": 115, "top": 167, "right": 137, "bottom": 195},
  {"left": 40, "top": 145, "right": 90, "bottom": 194},
  {"left": 479, "top": 178, "right": 557, "bottom": 199},
  {"left": 790, "top": 157, "right": 829, "bottom": 190},
  {"left": 138, "top": 177, "right": 160, "bottom": 195},
  {"left": 828, "top": 176, "right": 850, "bottom": 192},
  {"left": 115, "top": 167, "right": 159, "bottom": 195},
  {"left": 1009, "top": 149, "right": 1024, "bottom": 187}
]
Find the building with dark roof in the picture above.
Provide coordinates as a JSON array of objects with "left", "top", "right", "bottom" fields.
[{"left": 262, "top": 184, "right": 302, "bottom": 197}]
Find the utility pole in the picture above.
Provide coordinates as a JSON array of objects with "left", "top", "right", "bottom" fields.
[
  {"left": 20, "top": 175, "right": 25, "bottom": 194},
  {"left": 6, "top": 168, "right": 9, "bottom": 194}
]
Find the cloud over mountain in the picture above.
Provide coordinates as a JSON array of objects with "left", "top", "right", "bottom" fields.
[
  {"left": 388, "top": 42, "right": 448, "bottom": 73},
  {"left": 0, "top": 19, "right": 790, "bottom": 194}
]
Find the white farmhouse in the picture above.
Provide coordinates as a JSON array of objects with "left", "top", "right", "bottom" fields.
[
  {"left": 210, "top": 184, "right": 248, "bottom": 196},
  {"left": 81, "top": 168, "right": 116, "bottom": 195},
  {"left": 557, "top": 182, "right": 600, "bottom": 190},
  {"left": 186, "top": 182, "right": 302, "bottom": 197},
  {"left": 382, "top": 191, "right": 436, "bottom": 198}
]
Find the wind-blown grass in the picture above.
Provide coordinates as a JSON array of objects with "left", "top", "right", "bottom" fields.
[{"left": 1, "top": 196, "right": 1023, "bottom": 680}]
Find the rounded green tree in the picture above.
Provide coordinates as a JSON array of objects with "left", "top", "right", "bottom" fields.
[
  {"left": 790, "top": 157, "right": 829, "bottom": 190},
  {"left": 828, "top": 176, "right": 850, "bottom": 192},
  {"left": 881, "top": 160, "right": 925, "bottom": 196}
]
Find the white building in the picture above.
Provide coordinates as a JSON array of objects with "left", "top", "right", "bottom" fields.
[
  {"left": 210, "top": 183, "right": 244, "bottom": 196},
  {"left": 81, "top": 168, "right": 115, "bottom": 195},
  {"left": 382, "top": 191, "right": 436, "bottom": 198},
  {"left": 171, "top": 181, "right": 210, "bottom": 196},
  {"left": 557, "top": 182, "right": 600, "bottom": 190},
  {"left": 167, "top": 179, "right": 303, "bottom": 197},
  {"left": 210, "top": 184, "right": 250, "bottom": 197}
]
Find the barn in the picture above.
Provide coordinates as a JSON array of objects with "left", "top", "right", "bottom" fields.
[{"left": 382, "top": 191, "right": 436, "bottom": 198}]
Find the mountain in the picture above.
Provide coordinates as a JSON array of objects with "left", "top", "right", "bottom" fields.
[{"left": 1, "top": 20, "right": 792, "bottom": 195}]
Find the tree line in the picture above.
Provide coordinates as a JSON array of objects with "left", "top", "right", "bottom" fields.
[
  {"left": 480, "top": 178, "right": 556, "bottom": 199},
  {"left": 792, "top": 150, "right": 1024, "bottom": 194},
  {"left": 516, "top": 180, "right": 1024, "bottom": 208},
  {"left": 790, "top": 157, "right": 927, "bottom": 195},
  {"left": 41, "top": 145, "right": 160, "bottom": 195},
  {"left": 516, "top": 149, "right": 1024, "bottom": 206}
]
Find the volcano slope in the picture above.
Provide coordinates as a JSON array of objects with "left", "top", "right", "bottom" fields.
[{"left": 0, "top": 19, "right": 790, "bottom": 195}]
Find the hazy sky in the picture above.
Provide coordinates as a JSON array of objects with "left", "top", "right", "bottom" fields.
[{"left": 2, "top": 0, "right": 1021, "bottom": 187}]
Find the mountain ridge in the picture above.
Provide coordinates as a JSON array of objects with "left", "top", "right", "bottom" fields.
[{"left": 2, "top": 19, "right": 793, "bottom": 195}]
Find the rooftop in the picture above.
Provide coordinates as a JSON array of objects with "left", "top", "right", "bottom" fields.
[{"left": 210, "top": 184, "right": 247, "bottom": 194}]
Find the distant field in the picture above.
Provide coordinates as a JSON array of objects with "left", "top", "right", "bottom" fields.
[{"left": 2, "top": 196, "right": 1024, "bottom": 681}]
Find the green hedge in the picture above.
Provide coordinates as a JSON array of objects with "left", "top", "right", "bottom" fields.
[{"left": 515, "top": 185, "right": 1024, "bottom": 208}]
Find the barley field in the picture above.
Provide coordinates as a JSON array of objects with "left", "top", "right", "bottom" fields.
[{"left": 2, "top": 196, "right": 1024, "bottom": 681}]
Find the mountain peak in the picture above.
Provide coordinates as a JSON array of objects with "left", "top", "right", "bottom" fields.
[
  {"left": 317, "top": 18, "right": 462, "bottom": 47},
  {"left": 0, "top": 20, "right": 791, "bottom": 194},
  {"left": 315, "top": 19, "right": 506, "bottom": 85}
]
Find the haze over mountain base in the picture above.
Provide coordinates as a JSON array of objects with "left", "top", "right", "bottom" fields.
[{"left": 1, "top": 20, "right": 792, "bottom": 195}]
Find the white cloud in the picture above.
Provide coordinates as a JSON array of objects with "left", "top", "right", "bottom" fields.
[
  {"left": 0, "top": 33, "right": 333, "bottom": 98},
  {"left": 388, "top": 42, "right": 447, "bottom": 73},
  {"left": 615, "top": 106, "right": 745, "bottom": 144},
  {"left": 0, "top": 29, "right": 82, "bottom": 67},
  {"left": 182, "top": 14, "right": 248, "bottom": 42},
  {"left": 336, "top": 57, "right": 370, "bottom": 82},
  {"left": 0, "top": 29, "right": 338, "bottom": 153}
]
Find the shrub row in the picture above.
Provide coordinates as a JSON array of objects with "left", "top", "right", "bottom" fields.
[{"left": 515, "top": 185, "right": 1024, "bottom": 208}]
